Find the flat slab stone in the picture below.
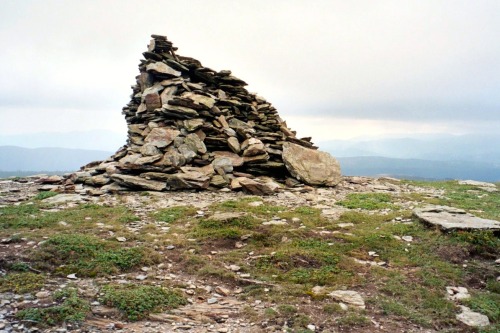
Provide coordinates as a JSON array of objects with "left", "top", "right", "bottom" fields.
[
  {"left": 42, "top": 194, "right": 84, "bottom": 205},
  {"left": 414, "top": 205, "right": 500, "bottom": 231},
  {"left": 456, "top": 306, "right": 490, "bottom": 327},
  {"left": 458, "top": 180, "right": 498, "bottom": 192},
  {"left": 111, "top": 174, "right": 166, "bottom": 191},
  {"left": 458, "top": 180, "right": 496, "bottom": 188}
]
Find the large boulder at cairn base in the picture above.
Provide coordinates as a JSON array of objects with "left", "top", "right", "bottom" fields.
[
  {"left": 282, "top": 142, "right": 341, "bottom": 186},
  {"left": 65, "top": 34, "right": 343, "bottom": 194}
]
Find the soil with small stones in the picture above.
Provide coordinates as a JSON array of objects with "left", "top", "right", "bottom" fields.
[{"left": 0, "top": 176, "right": 493, "bottom": 333}]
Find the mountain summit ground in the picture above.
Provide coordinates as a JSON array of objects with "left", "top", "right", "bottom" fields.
[{"left": 0, "top": 176, "right": 498, "bottom": 332}]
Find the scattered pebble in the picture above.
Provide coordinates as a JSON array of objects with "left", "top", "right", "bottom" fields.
[{"left": 402, "top": 235, "right": 413, "bottom": 242}]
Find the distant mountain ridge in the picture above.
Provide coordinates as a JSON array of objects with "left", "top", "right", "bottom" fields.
[
  {"left": 319, "top": 133, "right": 500, "bottom": 164},
  {"left": 338, "top": 156, "right": 500, "bottom": 182},
  {"left": 0, "top": 130, "right": 126, "bottom": 151},
  {"left": 2, "top": 132, "right": 500, "bottom": 181},
  {"left": 0, "top": 146, "right": 112, "bottom": 175}
]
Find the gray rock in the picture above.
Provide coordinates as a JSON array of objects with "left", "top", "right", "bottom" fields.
[
  {"left": 119, "top": 153, "right": 142, "bottom": 164},
  {"left": 212, "top": 157, "right": 233, "bottom": 175},
  {"left": 183, "top": 118, "right": 204, "bottom": 132},
  {"left": 183, "top": 92, "right": 216, "bottom": 109},
  {"left": 184, "top": 133, "right": 207, "bottom": 154},
  {"left": 178, "top": 144, "right": 197, "bottom": 162},
  {"left": 134, "top": 154, "right": 163, "bottom": 165},
  {"left": 282, "top": 142, "right": 341, "bottom": 186},
  {"left": 458, "top": 180, "right": 496, "bottom": 188},
  {"left": 111, "top": 174, "right": 166, "bottom": 191},
  {"left": 85, "top": 175, "right": 110, "bottom": 186},
  {"left": 165, "top": 171, "right": 210, "bottom": 190},
  {"left": 160, "top": 85, "right": 178, "bottom": 105},
  {"left": 140, "top": 144, "right": 161, "bottom": 156},
  {"left": 101, "top": 183, "right": 128, "bottom": 192},
  {"left": 328, "top": 290, "right": 365, "bottom": 309},
  {"left": 446, "top": 286, "right": 470, "bottom": 301},
  {"left": 210, "top": 175, "right": 228, "bottom": 187},
  {"left": 456, "top": 306, "right": 490, "bottom": 327},
  {"left": 242, "top": 138, "right": 266, "bottom": 157},
  {"left": 146, "top": 62, "right": 181, "bottom": 77},
  {"left": 227, "top": 137, "right": 241, "bottom": 153},
  {"left": 42, "top": 194, "right": 84, "bottom": 205},
  {"left": 162, "top": 104, "right": 199, "bottom": 119},
  {"left": 414, "top": 205, "right": 500, "bottom": 231},
  {"left": 144, "top": 127, "right": 180, "bottom": 148},
  {"left": 239, "top": 177, "right": 280, "bottom": 195},
  {"left": 213, "top": 151, "right": 244, "bottom": 167}
]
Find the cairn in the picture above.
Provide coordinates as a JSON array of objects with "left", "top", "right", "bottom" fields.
[{"left": 66, "top": 35, "right": 341, "bottom": 195}]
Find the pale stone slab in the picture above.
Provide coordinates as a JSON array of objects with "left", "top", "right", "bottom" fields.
[{"left": 414, "top": 205, "right": 500, "bottom": 231}]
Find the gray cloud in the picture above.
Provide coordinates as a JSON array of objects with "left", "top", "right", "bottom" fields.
[{"left": 1, "top": 0, "right": 499, "bottom": 138}]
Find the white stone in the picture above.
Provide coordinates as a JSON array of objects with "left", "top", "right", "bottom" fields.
[
  {"left": 402, "top": 236, "right": 413, "bottom": 242},
  {"left": 329, "top": 290, "right": 365, "bottom": 309},
  {"left": 262, "top": 221, "right": 288, "bottom": 226},
  {"left": 456, "top": 306, "right": 490, "bottom": 327},
  {"left": 446, "top": 286, "right": 470, "bottom": 301},
  {"left": 229, "top": 265, "right": 241, "bottom": 272}
]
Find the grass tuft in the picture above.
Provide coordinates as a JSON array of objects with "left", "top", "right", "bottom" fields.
[{"left": 100, "top": 284, "right": 187, "bottom": 321}]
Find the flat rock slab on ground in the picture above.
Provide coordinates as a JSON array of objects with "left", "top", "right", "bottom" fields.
[
  {"left": 456, "top": 306, "right": 490, "bottom": 327},
  {"left": 458, "top": 180, "right": 498, "bottom": 192},
  {"left": 414, "top": 205, "right": 500, "bottom": 231}
]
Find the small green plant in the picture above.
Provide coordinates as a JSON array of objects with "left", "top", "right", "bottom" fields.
[
  {"left": 450, "top": 230, "right": 500, "bottom": 258},
  {"left": 31, "top": 234, "right": 159, "bottom": 276},
  {"left": 0, "top": 272, "right": 45, "bottom": 293},
  {"left": 277, "top": 304, "right": 298, "bottom": 315},
  {"left": 0, "top": 203, "right": 139, "bottom": 231},
  {"left": 323, "top": 303, "right": 343, "bottom": 314},
  {"left": 152, "top": 206, "right": 196, "bottom": 223},
  {"left": 100, "top": 284, "right": 187, "bottom": 321},
  {"left": 465, "top": 292, "right": 500, "bottom": 323},
  {"left": 9, "top": 262, "right": 31, "bottom": 272},
  {"left": 34, "top": 191, "right": 58, "bottom": 200},
  {"left": 337, "top": 193, "right": 397, "bottom": 210},
  {"left": 336, "top": 313, "right": 370, "bottom": 327},
  {"left": 16, "top": 287, "right": 89, "bottom": 325}
]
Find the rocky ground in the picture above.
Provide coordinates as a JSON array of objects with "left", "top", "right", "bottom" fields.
[{"left": 0, "top": 176, "right": 498, "bottom": 333}]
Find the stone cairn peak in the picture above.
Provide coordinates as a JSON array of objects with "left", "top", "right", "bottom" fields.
[{"left": 66, "top": 34, "right": 341, "bottom": 195}]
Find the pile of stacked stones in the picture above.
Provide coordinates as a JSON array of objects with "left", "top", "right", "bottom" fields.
[{"left": 66, "top": 35, "right": 341, "bottom": 195}]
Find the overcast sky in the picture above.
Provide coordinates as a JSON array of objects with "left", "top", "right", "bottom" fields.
[{"left": 1, "top": 0, "right": 499, "bottom": 144}]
